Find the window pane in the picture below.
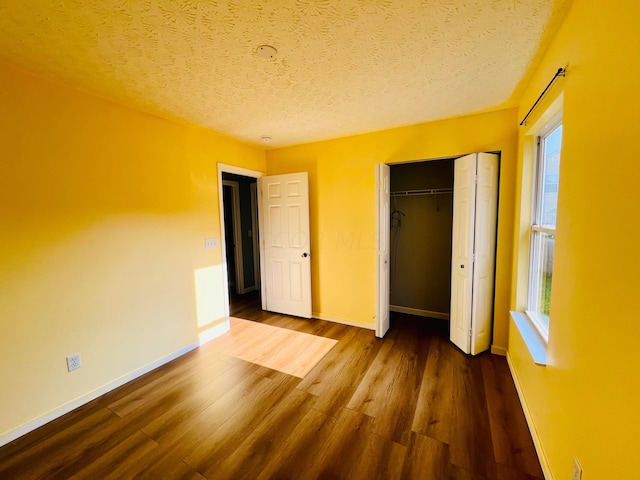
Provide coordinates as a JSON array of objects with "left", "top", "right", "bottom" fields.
[
  {"left": 539, "top": 124, "right": 562, "bottom": 227},
  {"left": 531, "top": 231, "right": 554, "bottom": 330}
]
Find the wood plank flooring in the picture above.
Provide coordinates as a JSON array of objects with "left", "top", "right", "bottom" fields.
[
  {"left": 0, "top": 292, "right": 543, "bottom": 479},
  {"left": 207, "top": 317, "right": 338, "bottom": 378}
]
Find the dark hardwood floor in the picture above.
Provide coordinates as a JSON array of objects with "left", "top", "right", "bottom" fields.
[{"left": 0, "top": 291, "right": 543, "bottom": 479}]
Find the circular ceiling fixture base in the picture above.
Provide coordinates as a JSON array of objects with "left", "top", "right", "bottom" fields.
[{"left": 256, "top": 45, "right": 278, "bottom": 60}]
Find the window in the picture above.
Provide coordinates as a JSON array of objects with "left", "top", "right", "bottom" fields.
[{"left": 527, "top": 120, "right": 562, "bottom": 342}]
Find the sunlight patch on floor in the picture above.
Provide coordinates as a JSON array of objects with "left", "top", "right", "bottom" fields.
[{"left": 207, "top": 317, "right": 338, "bottom": 378}]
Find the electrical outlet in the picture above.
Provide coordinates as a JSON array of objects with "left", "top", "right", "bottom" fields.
[
  {"left": 205, "top": 237, "right": 218, "bottom": 249},
  {"left": 572, "top": 457, "right": 583, "bottom": 480},
  {"left": 66, "top": 353, "right": 82, "bottom": 372}
]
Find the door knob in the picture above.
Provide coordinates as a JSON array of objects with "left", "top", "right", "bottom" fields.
[
  {"left": 302, "top": 252, "right": 309, "bottom": 258},
  {"left": 460, "top": 264, "right": 465, "bottom": 268}
]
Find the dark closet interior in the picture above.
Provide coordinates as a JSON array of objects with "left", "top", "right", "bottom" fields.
[{"left": 389, "top": 158, "right": 456, "bottom": 320}]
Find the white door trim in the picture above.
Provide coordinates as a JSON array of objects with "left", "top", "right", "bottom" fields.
[
  {"left": 374, "top": 153, "right": 497, "bottom": 347},
  {"left": 217, "top": 164, "right": 264, "bottom": 323}
]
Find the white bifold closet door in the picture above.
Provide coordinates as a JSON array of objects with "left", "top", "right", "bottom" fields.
[
  {"left": 376, "top": 163, "right": 391, "bottom": 338},
  {"left": 450, "top": 153, "right": 499, "bottom": 355}
]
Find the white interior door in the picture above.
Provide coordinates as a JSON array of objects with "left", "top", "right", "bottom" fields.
[
  {"left": 450, "top": 154, "right": 477, "bottom": 353},
  {"left": 470, "top": 153, "right": 499, "bottom": 355},
  {"left": 259, "top": 172, "right": 312, "bottom": 318},
  {"left": 376, "top": 163, "right": 391, "bottom": 338}
]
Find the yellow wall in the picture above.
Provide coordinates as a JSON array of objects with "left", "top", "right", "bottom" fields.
[
  {"left": 8, "top": 3, "right": 637, "bottom": 474},
  {"left": 508, "top": 0, "right": 640, "bottom": 478},
  {"left": 266, "top": 108, "right": 518, "bottom": 347},
  {"left": 0, "top": 61, "right": 265, "bottom": 439}
]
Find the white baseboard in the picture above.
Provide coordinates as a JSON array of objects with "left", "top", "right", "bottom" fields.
[
  {"left": 390, "top": 305, "right": 450, "bottom": 320},
  {"left": 0, "top": 341, "right": 200, "bottom": 448},
  {"left": 312, "top": 312, "right": 376, "bottom": 331},
  {"left": 491, "top": 345, "right": 507, "bottom": 356},
  {"left": 506, "top": 351, "right": 554, "bottom": 480},
  {"left": 198, "top": 320, "right": 231, "bottom": 345}
]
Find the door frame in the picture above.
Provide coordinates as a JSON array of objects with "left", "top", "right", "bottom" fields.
[
  {"left": 217, "top": 164, "right": 264, "bottom": 321},
  {"left": 375, "top": 155, "right": 459, "bottom": 338},
  {"left": 375, "top": 154, "right": 500, "bottom": 351}
]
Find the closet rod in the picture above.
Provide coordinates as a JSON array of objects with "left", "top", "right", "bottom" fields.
[{"left": 391, "top": 188, "right": 453, "bottom": 197}]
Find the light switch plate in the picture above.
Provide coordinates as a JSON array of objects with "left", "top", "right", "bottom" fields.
[{"left": 205, "top": 237, "right": 218, "bottom": 249}]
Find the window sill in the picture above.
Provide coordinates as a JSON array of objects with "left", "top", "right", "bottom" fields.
[{"left": 509, "top": 311, "right": 548, "bottom": 366}]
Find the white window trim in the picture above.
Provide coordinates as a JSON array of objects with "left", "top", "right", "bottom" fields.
[
  {"left": 511, "top": 99, "right": 563, "bottom": 366},
  {"left": 530, "top": 225, "right": 556, "bottom": 235},
  {"left": 525, "top": 116, "right": 562, "bottom": 345},
  {"left": 510, "top": 311, "right": 547, "bottom": 365}
]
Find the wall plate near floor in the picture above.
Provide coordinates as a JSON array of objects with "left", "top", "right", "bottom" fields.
[{"left": 572, "top": 457, "right": 583, "bottom": 480}]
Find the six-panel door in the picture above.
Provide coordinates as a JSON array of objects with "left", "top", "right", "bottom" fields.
[{"left": 260, "top": 172, "right": 312, "bottom": 319}]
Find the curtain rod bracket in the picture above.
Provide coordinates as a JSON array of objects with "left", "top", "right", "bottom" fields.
[{"left": 520, "top": 67, "right": 566, "bottom": 127}]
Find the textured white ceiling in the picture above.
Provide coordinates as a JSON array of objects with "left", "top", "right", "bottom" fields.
[{"left": 0, "top": 0, "right": 570, "bottom": 147}]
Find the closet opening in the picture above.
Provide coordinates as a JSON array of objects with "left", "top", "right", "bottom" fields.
[
  {"left": 380, "top": 153, "right": 500, "bottom": 354},
  {"left": 389, "top": 158, "right": 456, "bottom": 328}
]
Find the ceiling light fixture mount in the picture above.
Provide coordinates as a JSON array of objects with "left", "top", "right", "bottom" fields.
[
  {"left": 256, "top": 45, "right": 277, "bottom": 60},
  {"left": 260, "top": 135, "right": 272, "bottom": 143}
]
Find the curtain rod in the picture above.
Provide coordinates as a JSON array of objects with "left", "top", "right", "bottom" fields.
[{"left": 519, "top": 67, "right": 566, "bottom": 126}]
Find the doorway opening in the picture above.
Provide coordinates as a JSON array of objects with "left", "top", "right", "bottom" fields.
[
  {"left": 222, "top": 172, "right": 260, "bottom": 317},
  {"left": 377, "top": 153, "right": 500, "bottom": 355},
  {"left": 389, "top": 158, "right": 456, "bottom": 325},
  {"left": 218, "top": 165, "right": 263, "bottom": 321}
]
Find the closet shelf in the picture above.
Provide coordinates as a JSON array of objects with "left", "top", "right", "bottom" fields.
[{"left": 390, "top": 188, "right": 453, "bottom": 197}]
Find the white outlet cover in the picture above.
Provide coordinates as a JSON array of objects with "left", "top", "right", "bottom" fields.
[
  {"left": 205, "top": 237, "right": 218, "bottom": 249},
  {"left": 66, "top": 353, "right": 82, "bottom": 372},
  {"left": 572, "top": 457, "right": 582, "bottom": 480}
]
